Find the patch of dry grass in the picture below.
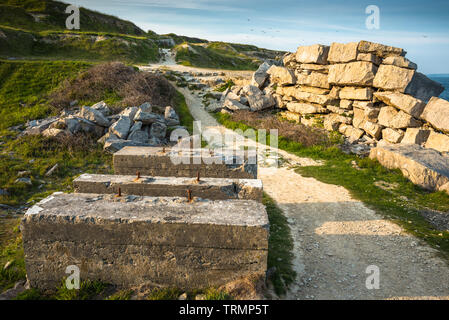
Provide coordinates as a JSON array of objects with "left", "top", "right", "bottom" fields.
[{"left": 228, "top": 110, "right": 332, "bottom": 147}]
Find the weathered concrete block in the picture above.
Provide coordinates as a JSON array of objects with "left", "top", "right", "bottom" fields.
[
  {"left": 113, "top": 147, "right": 258, "bottom": 179},
  {"left": 73, "top": 174, "right": 263, "bottom": 202},
  {"left": 369, "top": 144, "right": 449, "bottom": 193},
  {"left": 22, "top": 193, "right": 269, "bottom": 290}
]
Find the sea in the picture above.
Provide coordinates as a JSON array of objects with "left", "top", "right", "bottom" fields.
[{"left": 428, "top": 75, "right": 449, "bottom": 101}]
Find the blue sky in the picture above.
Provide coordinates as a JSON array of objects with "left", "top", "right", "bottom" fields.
[{"left": 67, "top": 0, "right": 449, "bottom": 74}]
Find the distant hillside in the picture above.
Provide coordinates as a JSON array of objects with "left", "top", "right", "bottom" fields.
[
  {"left": 0, "top": 0, "right": 145, "bottom": 35},
  {"left": 174, "top": 41, "right": 285, "bottom": 71},
  {"left": 0, "top": 0, "right": 284, "bottom": 68}
]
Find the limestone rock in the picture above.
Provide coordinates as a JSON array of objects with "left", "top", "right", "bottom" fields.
[
  {"left": 42, "top": 128, "right": 70, "bottom": 138},
  {"left": 404, "top": 72, "right": 445, "bottom": 102},
  {"left": 134, "top": 110, "right": 164, "bottom": 125},
  {"left": 224, "top": 99, "right": 250, "bottom": 111},
  {"left": 339, "top": 87, "right": 373, "bottom": 100},
  {"left": 382, "top": 128, "right": 404, "bottom": 144},
  {"left": 373, "top": 64, "right": 415, "bottom": 92},
  {"left": 324, "top": 113, "right": 351, "bottom": 131},
  {"left": 339, "top": 124, "right": 364, "bottom": 142},
  {"left": 128, "top": 129, "right": 149, "bottom": 143},
  {"left": 383, "top": 56, "right": 417, "bottom": 70},
  {"left": 328, "top": 61, "right": 378, "bottom": 86},
  {"left": 374, "top": 66, "right": 443, "bottom": 102},
  {"left": 280, "top": 111, "right": 301, "bottom": 123},
  {"left": 242, "top": 85, "right": 276, "bottom": 111},
  {"left": 295, "top": 72, "right": 330, "bottom": 89},
  {"left": 299, "top": 64, "right": 329, "bottom": 72},
  {"left": 425, "top": 132, "right": 449, "bottom": 153},
  {"left": 97, "top": 132, "right": 119, "bottom": 144},
  {"left": 120, "top": 107, "right": 139, "bottom": 121},
  {"left": 369, "top": 144, "right": 449, "bottom": 193},
  {"left": 352, "top": 108, "right": 367, "bottom": 129},
  {"left": 363, "top": 121, "right": 383, "bottom": 139},
  {"left": 91, "top": 101, "right": 111, "bottom": 116},
  {"left": 357, "top": 41, "right": 405, "bottom": 58},
  {"left": 267, "top": 65, "right": 296, "bottom": 86},
  {"left": 164, "top": 106, "right": 180, "bottom": 126},
  {"left": 374, "top": 92, "right": 426, "bottom": 118},
  {"left": 251, "top": 62, "right": 272, "bottom": 88},
  {"left": 296, "top": 44, "right": 330, "bottom": 65},
  {"left": 297, "top": 86, "right": 330, "bottom": 95},
  {"left": 391, "top": 111, "right": 422, "bottom": 129},
  {"left": 139, "top": 102, "right": 152, "bottom": 112},
  {"left": 357, "top": 53, "right": 382, "bottom": 65},
  {"left": 104, "top": 139, "right": 150, "bottom": 153},
  {"left": 287, "top": 102, "right": 328, "bottom": 115},
  {"left": 421, "top": 97, "right": 449, "bottom": 133},
  {"left": 109, "top": 116, "right": 132, "bottom": 140},
  {"left": 401, "top": 128, "right": 431, "bottom": 145},
  {"left": 340, "top": 100, "right": 354, "bottom": 110},
  {"left": 283, "top": 53, "right": 297, "bottom": 68},
  {"left": 291, "top": 90, "right": 336, "bottom": 105},
  {"left": 328, "top": 42, "right": 359, "bottom": 63},
  {"left": 79, "top": 106, "right": 110, "bottom": 127},
  {"left": 378, "top": 106, "right": 398, "bottom": 127},
  {"left": 149, "top": 121, "right": 167, "bottom": 140}
]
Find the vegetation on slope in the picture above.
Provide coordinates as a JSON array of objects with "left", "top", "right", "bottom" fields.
[
  {"left": 175, "top": 41, "right": 284, "bottom": 70},
  {"left": 0, "top": 59, "right": 90, "bottom": 130},
  {"left": 0, "top": 26, "right": 160, "bottom": 63},
  {"left": 0, "top": 0, "right": 146, "bottom": 35}
]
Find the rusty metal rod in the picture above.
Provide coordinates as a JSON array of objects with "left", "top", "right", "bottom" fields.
[{"left": 187, "top": 189, "right": 192, "bottom": 203}]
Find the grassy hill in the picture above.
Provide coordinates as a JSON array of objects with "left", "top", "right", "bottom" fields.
[
  {"left": 0, "top": 0, "right": 145, "bottom": 35},
  {"left": 0, "top": 0, "right": 159, "bottom": 63},
  {"left": 174, "top": 41, "right": 285, "bottom": 71}
]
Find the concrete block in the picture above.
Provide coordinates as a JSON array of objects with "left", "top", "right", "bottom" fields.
[
  {"left": 21, "top": 193, "right": 269, "bottom": 290},
  {"left": 113, "top": 147, "right": 258, "bottom": 179},
  {"left": 73, "top": 174, "right": 263, "bottom": 202}
]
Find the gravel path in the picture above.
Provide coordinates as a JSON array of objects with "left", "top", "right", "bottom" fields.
[{"left": 144, "top": 59, "right": 449, "bottom": 300}]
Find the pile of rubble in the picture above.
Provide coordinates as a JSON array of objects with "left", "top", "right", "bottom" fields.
[
  {"left": 21, "top": 101, "right": 184, "bottom": 153},
  {"left": 219, "top": 41, "right": 449, "bottom": 154}
]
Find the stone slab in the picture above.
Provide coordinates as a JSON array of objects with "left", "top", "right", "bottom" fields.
[
  {"left": 369, "top": 144, "right": 449, "bottom": 192},
  {"left": 22, "top": 193, "right": 269, "bottom": 289},
  {"left": 73, "top": 174, "right": 263, "bottom": 202},
  {"left": 113, "top": 147, "right": 258, "bottom": 179}
]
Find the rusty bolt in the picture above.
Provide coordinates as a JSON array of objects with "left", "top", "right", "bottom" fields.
[
  {"left": 115, "top": 187, "right": 122, "bottom": 198},
  {"left": 196, "top": 171, "right": 200, "bottom": 183},
  {"left": 187, "top": 189, "right": 192, "bottom": 203}
]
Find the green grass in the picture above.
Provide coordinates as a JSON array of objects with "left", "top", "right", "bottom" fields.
[
  {"left": 0, "top": 59, "right": 91, "bottom": 130},
  {"left": 105, "top": 290, "right": 133, "bottom": 300},
  {"left": 0, "top": 134, "right": 113, "bottom": 207},
  {"left": 172, "top": 90, "right": 194, "bottom": 134},
  {"left": 0, "top": 216, "right": 25, "bottom": 292},
  {"left": 0, "top": 26, "right": 160, "bottom": 63},
  {"left": 175, "top": 42, "right": 260, "bottom": 71},
  {"left": 0, "top": 0, "right": 146, "bottom": 35},
  {"left": 264, "top": 194, "right": 296, "bottom": 296},
  {"left": 215, "top": 113, "right": 449, "bottom": 261}
]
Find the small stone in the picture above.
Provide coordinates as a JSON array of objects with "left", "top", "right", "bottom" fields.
[
  {"left": 178, "top": 293, "right": 188, "bottom": 300},
  {"left": 15, "top": 177, "right": 32, "bottom": 185},
  {"left": 45, "top": 164, "right": 59, "bottom": 177},
  {"left": 3, "top": 261, "right": 13, "bottom": 270}
]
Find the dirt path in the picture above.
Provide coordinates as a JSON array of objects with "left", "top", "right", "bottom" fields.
[{"left": 144, "top": 59, "right": 449, "bottom": 300}]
